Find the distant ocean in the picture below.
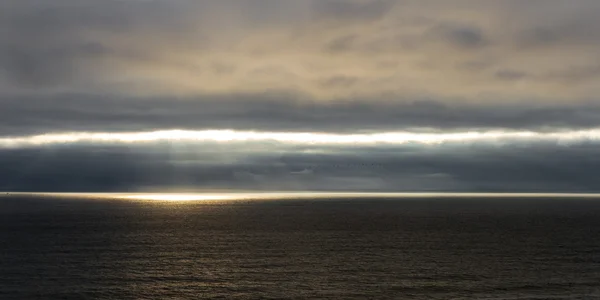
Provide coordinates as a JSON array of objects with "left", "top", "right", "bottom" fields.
[{"left": 1, "top": 194, "right": 600, "bottom": 299}]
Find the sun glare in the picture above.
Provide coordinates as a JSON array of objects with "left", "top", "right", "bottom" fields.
[{"left": 118, "top": 194, "right": 238, "bottom": 201}]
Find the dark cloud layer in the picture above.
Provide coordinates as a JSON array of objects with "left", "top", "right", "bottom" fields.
[
  {"left": 3, "top": 93, "right": 600, "bottom": 136},
  {"left": 2, "top": 142, "right": 600, "bottom": 192}
]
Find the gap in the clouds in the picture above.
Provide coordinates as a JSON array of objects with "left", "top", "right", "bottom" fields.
[{"left": 1, "top": 128, "right": 600, "bottom": 149}]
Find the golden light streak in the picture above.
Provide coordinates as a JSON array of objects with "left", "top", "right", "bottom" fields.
[
  {"left": 4, "top": 192, "right": 600, "bottom": 202},
  {"left": 118, "top": 194, "right": 237, "bottom": 201},
  {"left": 0, "top": 129, "right": 599, "bottom": 148}
]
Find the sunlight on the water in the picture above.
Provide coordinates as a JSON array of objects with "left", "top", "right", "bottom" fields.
[
  {"left": 118, "top": 194, "right": 238, "bottom": 201},
  {"left": 4, "top": 192, "right": 600, "bottom": 202},
  {"left": 94, "top": 192, "right": 600, "bottom": 202}
]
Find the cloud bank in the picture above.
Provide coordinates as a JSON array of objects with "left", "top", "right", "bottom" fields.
[{"left": 2, "top": 140, "right": 600, "bottom": 193}]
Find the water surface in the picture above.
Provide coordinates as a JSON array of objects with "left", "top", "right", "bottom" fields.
[{"left": 1, "top": 194, "right": 600, "bottom": 299}]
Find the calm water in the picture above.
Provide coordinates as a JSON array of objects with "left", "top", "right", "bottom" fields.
[{"left": 1, "top": 195, "right": 600, "bottom": 299}]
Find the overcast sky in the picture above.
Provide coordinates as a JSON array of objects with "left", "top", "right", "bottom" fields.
[{"left": 2, "top": 0, "right": 600, "bottom": 192}]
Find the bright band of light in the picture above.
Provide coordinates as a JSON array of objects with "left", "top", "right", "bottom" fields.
[
  {"left": 6, "top": 192, "right": 600, "bottom": 202},
  {"left": 1, "top": 129, "right": 600, "bottom": 148}
]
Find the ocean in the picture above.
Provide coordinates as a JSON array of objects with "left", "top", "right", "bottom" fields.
[{"left": 1, "top": 194, "right": 600, "bottom": 299}]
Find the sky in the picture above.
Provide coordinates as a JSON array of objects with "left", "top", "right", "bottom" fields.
[{"left": 2, "top": 0, "right": 600, "bottom": 192}]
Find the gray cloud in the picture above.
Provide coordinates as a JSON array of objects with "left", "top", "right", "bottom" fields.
[
  {"left": 0, "top": 42, "right": 109, "bottom": 86},
  {"left": 2, "top": 141, "right": 600, "bottom": 192},
  {"left": 3, "top": 93, "right": 600, "bottom": 136},
  {"left": 325, "top": 34, "right": 359, "bottom": 52},
  {"left": 515, "top": 7, "right": 600, "bottom": 49},
  {"left": 427, "top": 23, "right": 488, "bottom": 49},
  {"left": 495, "top": 70, "right": 528, "bottom": 81},
  {"left": 2, "top": 0, "right": 600, "bottom": 98},
  {"left": 544, "top": 65, "right": 600, "bottom": 83},
  {"left": 313, "top": 0, "right": 394, "bottom": 22},
  {"left": 1, "top": 2, "right": 119, "bottom": 86}
]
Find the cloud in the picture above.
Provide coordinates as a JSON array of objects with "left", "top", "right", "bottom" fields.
[
  {"left": 426, "top": 23, "right": 489, "bottom": 49},
  {"left": 494, "top": 70, "right": 528, "bottom": 81},
  {"left": 1, "top": 1, "right": 600, "bottom": 192},
  {"left": 4, "top": 93, "right": 600, "bottom": 136},
  {"left": 2, "top": 140, "right": 600, "bottom": 192},
  {"left": 0, "top": 42, "right": 109, "bottom": 86},
  {"left": 312, "top": 0, "right": 394, "bottom": 22},
  {"left": 2, "top": 0, "right": 600, "bottom": 100}
]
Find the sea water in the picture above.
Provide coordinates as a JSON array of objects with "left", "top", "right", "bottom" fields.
[{"left": 1, "top": 194, "right": 600, "bottom": 299}]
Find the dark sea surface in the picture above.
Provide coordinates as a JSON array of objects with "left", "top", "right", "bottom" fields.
[{"left": 1, "top": 194, "right": 600, "bottom": 299}]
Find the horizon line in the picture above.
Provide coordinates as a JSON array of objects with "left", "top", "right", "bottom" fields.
[{"left": 3, "top": 192, "right": 600, "bottom": 200}]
